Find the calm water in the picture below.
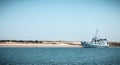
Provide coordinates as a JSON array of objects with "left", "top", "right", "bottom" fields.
[{"left": 0, "top": 47, "right": 120, "bottom": 65}]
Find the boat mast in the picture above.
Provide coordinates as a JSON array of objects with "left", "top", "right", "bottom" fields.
[
  {"left": 94, "top": 29, "right": 98, "bottom": 43},
  {"left": 95, "top": 29, "right": 98, "bottom": 38}
]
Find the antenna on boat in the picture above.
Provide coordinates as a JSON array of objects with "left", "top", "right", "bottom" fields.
[{"left": 95, "top": 29, "right": 98, "bottom": 38}]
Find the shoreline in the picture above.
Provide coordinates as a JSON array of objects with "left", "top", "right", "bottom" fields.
[
  {"left": 0, "top": 42, "right": 82, "bottom": 48},
  {"left": 0, "top": 41, "right": 120, "bottom": 48}
]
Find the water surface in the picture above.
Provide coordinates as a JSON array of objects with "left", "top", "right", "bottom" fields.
[{"left": 0, "top": 47, "right": 120, "bottom": 65}]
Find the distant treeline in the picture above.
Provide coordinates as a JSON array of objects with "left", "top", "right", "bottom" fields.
[
  {"left": 0, "top": 40, "right": 43, "bottom": 43},
  {"left": 0, "top": 40, "right": 73, "bottom": 43},
  {"left": 109, "top": 42, "right": 120, "bottom": 46}
]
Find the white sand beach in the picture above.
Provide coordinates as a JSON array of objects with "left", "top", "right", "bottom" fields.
[{"left": 0, "top": 42, "right": 82, "bottom": 47}]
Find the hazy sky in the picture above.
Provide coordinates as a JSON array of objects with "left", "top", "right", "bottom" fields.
[{"left": 0, "top": 0, "right": 120, "bottom": 41}]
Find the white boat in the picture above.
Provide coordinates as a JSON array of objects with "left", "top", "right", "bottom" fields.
[{"left": 81, "top": 29, "right": 109, "bottom": 48}]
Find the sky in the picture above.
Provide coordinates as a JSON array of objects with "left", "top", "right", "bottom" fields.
[{"left": 0, "top": 0, "right": 120, "bottom": 41}]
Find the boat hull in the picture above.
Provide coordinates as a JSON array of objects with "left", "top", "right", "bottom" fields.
[{"left": 81, "top": 41, "right": 109, "bottom": 48}]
